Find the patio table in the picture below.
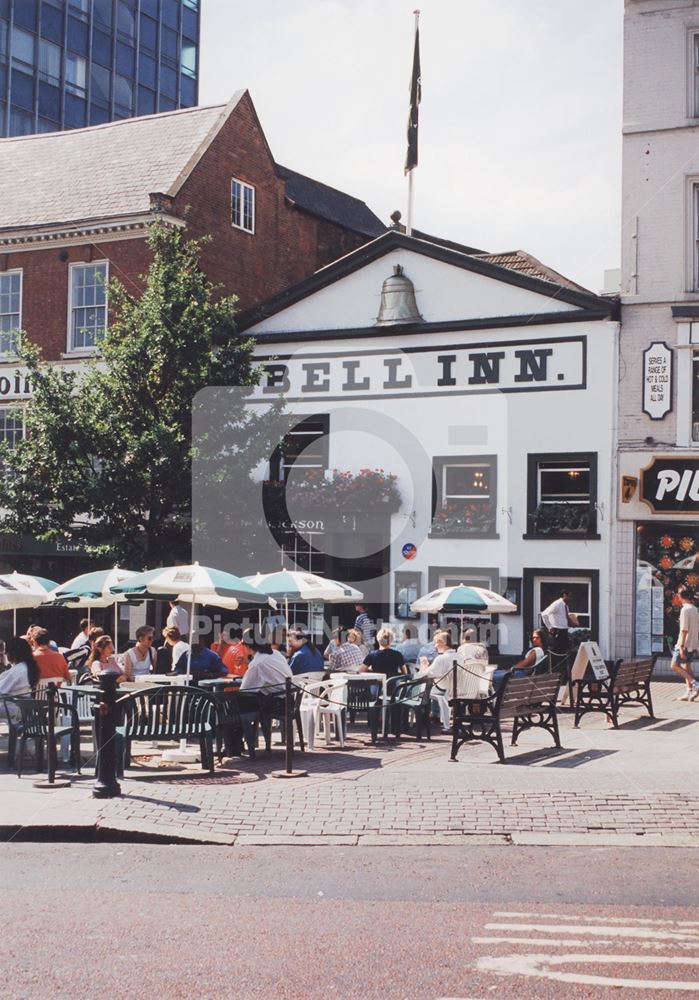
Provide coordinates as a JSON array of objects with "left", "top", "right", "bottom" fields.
[{"left": 332, "top": 671, "right": 388, "bottom": 730}]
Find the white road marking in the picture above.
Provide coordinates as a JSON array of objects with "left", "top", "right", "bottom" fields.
[
  {"left": 485, "top": 921, "right": 699, "bottom": 942},
  {"left": 474, "top": 936, "right": 699, "bottom": 952},
  {"left": 493, "top": 911, "right": 699, "bottom": 927},
  {"left": 477, "top": 952, "right": 699, "bottom": 991}
]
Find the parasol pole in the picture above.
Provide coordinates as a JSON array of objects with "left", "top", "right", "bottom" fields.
[
  {"left": 113, "top": 602, "right": 118, "bottom": 648},
  {"left": 13, "top": 608, "right": 16, "bottom": 634}
]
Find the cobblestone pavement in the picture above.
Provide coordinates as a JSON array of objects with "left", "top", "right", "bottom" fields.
[{"left": 2, "top": 681, "right": 699, "bottom": 844}]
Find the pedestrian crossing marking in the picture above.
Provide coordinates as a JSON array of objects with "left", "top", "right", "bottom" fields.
[{"left": 473, "top": 911, "right": 699, "bottom": 991}]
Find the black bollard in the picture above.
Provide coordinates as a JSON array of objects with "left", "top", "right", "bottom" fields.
[
  {"left": 284, "top": 676, "right": 293, "bottom": 775},
  {"left": 92, "top": 672, "right": 122, "bottom": 799},
  {"left": 46, "top": 682, "right": 57, "bottom": 784}
]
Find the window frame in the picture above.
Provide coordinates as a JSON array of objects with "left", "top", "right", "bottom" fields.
[
  {"left": 269, "top": 413, "right": 329, "bottom": 483},
  {"left": 0, "top": 267, "right": 22, "bottom": 358},
  {"left": 0, "top": 401, "right": 26, "bottom": 479},
  {"left": 231, "top": 177, "right": 255, "bottom": 234},
  {"left": 67, "top": 260, "right": 109, "bottom": 355},
  {"left": 523, "top": 566, "right": 599, "bottom": 644},
  {"left": 525, "top": 451, "right": 599, "bottom": 539},
  {"left": 429, "top": 454, "right": 498, "bottom": 539}
]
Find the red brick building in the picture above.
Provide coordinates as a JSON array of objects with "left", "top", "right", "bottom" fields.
[
  {"left": 0, "top": 89, "right": 384, "bottom": 593},
  {"left": 0, "top": 89, "right": 384, "bottom": 363}
]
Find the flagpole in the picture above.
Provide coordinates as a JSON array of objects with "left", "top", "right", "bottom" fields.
[{"left": 406, "top": 9, "right": 420, "bottom": 236}]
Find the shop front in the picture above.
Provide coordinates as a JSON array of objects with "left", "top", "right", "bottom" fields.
[{"left": 618, "top": 453, "right": 699, "bottom": 659}]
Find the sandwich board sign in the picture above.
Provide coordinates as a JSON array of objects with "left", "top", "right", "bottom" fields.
[{"left": 570, "top": 641, "right": 609, "bottom": 682}]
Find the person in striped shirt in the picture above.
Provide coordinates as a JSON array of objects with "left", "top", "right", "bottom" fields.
[{"left": 354, "top": 604, "right": 377, "bottom": 648}]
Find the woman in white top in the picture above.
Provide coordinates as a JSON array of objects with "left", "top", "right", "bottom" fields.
[
  {"left": 510, "top": 629, "right": 549, "bottom": 678},
  {"left": 0, "top": 637, "right": 41, "bottom": 720},
  {"left": 121, "top": 625, "right": 158, "bottom": 680},
  {"left": 89, "top": 635, "right": 126, "bottom": 681},
  {"left": 162, "top": 626, "right": 189, "bottom": 673}
]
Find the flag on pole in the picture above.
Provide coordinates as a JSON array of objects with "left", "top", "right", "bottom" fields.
[{"left": 405, "top": 14, "right": 421, "bottom": 174}]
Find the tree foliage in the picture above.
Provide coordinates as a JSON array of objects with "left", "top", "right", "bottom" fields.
[{"left": 0, "top": 224, "right": 272, "bottom": 569}]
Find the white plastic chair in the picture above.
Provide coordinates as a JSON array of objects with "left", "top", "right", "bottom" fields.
[{"left": 315, "top": 677, "right": 347, "bottom": 748}]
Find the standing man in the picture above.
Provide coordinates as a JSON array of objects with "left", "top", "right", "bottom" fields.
[
  {"left": 354, "top": 603, "right": 377, "bottom": 648},
  {"left": 672, "top": 586, "right": 699, "bottom": 701},
  {"left": 541, "top": 589, "right": 578, "bottom": 655},
  {"left": 166, "top": 600, "right": 189, "bottom": 637}
]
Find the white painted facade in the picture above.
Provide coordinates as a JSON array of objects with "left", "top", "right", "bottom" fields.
[
  {"left": 617, "top": 1, "right": 699, "bottom": 664},
  {"left": 246, "top": 236, "right": 618, "bottom": 657}
]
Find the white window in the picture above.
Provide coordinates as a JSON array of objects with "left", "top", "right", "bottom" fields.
[
  {"left": 231, "top": 178, "right": 255, "bottom": 233},
  {"left": 0, "top": 405, "right": 24, "bottom": 451},
  {"left": 69, "top": 262, "right": 108, "bottom": 353},
  {"left": 694, "top": 34, "right": 699, "bottom": 118},
  {"left": 534, "top": 575, "right": 592, "bottom": 630},
  {"left": 0, "top": 270, "right": 21, "bottom": 357}
]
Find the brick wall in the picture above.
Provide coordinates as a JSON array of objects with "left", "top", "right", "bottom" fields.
[
  {"left": 0, "top": 237, "right": 152, "bottom": 360},
  {"left": 1, "top": 91, "right": 378, "bottom": 361}
]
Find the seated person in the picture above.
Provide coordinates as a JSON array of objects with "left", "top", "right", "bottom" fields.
[
  {"left": 220, "top": 627, "right": 253, "bottom": 677},
  {"left": 32, "top": 628, "right": 71, "bottom": 682},
  {"left": 89, "top": 635, "right": 126, "bottom": 681},
  {"left": 287, "top": 629, "right": 324, "bottom": 675},
  {"left": 396, "top": 626, "right": 422, "bottom": 666},
  {"left": 239, "top": 629, "right": 292, "bottom": 694},
  {"left": 0, "top": 637, "right": 40, "bottom": 722},
  {"left": 327, "top": 628, "right": 365, "bottom": 673},
  {"left": 415, "top": 629, "right": 463, "bottom": 731},
  {"left": 174, "top": 638, "right": 227, "bottom": 679},
  {"left": 122, "top": 625, "right": 158, "bottom": 679},
  {"left": 162, "top": 626, "right": 189, "bottom": 673},
  {"left": 510, "top": 629, "right": 549, "bottom": 678},
  {"left": 361, "top": 627, "right": 407, "bottom": 677},
  {"left": 456, "top": 627, "right": 491, "bottom": 696},
  {"left": 70, "top": 619, "right": 90, "bottom": 649}
]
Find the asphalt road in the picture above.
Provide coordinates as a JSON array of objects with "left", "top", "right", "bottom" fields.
[{"left": 2, "top": 844, "right": 698, "bottom": 999}]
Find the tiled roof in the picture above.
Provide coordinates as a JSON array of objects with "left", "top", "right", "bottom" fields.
[
  {"left": 0, "top": 100, "right": 234, "bottom": 231},
  {"left": 277, "top": 165, "right": 385, "bottom": 237},
  {"left": 473, "top": 250, "right": 591, "bottom": 293}
]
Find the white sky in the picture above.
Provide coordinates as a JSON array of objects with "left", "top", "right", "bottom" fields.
[{"left": 199, "top": 0, "right": 623, "bottom": 293}]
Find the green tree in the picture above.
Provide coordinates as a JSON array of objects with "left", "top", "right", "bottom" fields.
[{"left": 0, "top": 224, "right": 273, "bottom": 569}]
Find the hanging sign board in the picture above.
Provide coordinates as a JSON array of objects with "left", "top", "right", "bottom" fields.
[
  {"left": 570, "top": 640, "right": 609, "bottom": 681},
  {"left": 642, "top": 342, "right": 672, "bottom": 420}
]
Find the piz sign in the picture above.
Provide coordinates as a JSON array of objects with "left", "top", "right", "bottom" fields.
[{"left": 640, "top": 456, "right": 699, "bottom": 514}]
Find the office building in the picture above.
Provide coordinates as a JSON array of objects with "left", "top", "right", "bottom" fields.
[{"left": 0, "top": 0, "right": 200, "bottom": 137}]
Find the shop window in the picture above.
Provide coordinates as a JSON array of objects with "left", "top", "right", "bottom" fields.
[
  {"left": 69, "top": 262, "right": 108, "bottom": 352},
  {"left": 692, "top": 350, "right": 699, "bottom": 442},
  {"left": 270, "top": 415, "right": 329, "bottom": 483},
  {"left": 635, "top": 524, "right": 699, "bottom": 656},
  {"left": 231, "top": 177, "right": 255, "bottom": 233},
  {"left": 0, "top": 270, "right": 21, "bottom": 357},
  {"left": 430, "top": 455, "right": 497, "bottom": 537},
  {"left": 526, "top": 452, "right": 597, "bottom": 537}
]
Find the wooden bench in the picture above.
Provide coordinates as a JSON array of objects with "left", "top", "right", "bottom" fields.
[
  {"left": 573, "top": 657, "right": 655, "bottom": 729},
  {"left": 449, "top": 672, "right": 562, "bottom": 763}
]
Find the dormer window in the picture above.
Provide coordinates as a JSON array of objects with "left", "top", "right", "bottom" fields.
[{"left": 231, "top": 177, "right": 255, "bottom": 233}]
